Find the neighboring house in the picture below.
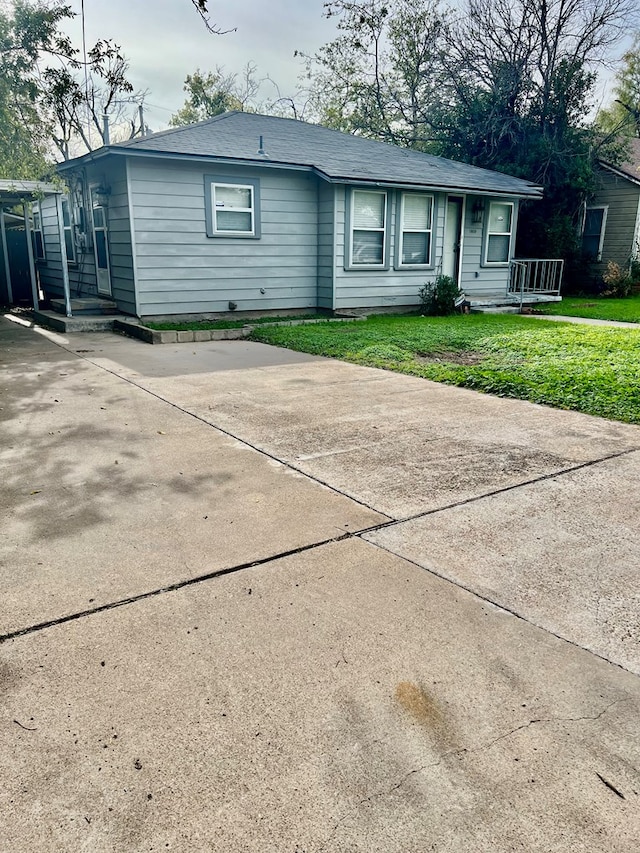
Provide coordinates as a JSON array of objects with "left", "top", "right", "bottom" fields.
[
  {"left": 33, "top": 111, "right": 553, "bottom": 319},
  {"left": 587, "top": 138, "right": 640, "bottom": 274}
]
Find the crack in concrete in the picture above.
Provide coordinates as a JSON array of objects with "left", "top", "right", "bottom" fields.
[
  {"left": 0, "top": 530, "right": 359, "bottom": 645},
  {"left": 12, "top": 330, "right": 640, "bottom": 678},
  {"left": 318, "top": 698, "right": 630, "bottom": 847}
]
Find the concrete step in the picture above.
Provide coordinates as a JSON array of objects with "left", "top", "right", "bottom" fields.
[
  {"left": 49, "top": 297, "right": 120, "bottom": 316},
  {"left": 32, "top": 309, "right": 126, "bottom": 333}
]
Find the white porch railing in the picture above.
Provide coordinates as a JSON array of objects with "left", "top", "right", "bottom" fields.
[{"left": 508, "top": 259, "right": 564, "bottom": 303}]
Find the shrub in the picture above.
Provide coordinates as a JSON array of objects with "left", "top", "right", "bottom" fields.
[
  {"left": 419, "top": 275, "right": 459, "bottom": 316},
  {"left": 601, "top": 261, "right": 634, "bottom": 298}
]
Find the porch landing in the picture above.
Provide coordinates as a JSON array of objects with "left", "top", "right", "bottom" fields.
[{"left": 33, "top": 298, "right": 136, "bottom": 333}]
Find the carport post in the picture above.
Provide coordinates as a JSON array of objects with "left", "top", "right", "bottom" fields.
[
  {"left": 54, "top": 193, "right": 72, "bottom": 317},
  {"left": 23, "top": 204, "right": 39, "bottom": 310},
  {"left": 0, "top": 206, "right": 13, "bottom": 303}
]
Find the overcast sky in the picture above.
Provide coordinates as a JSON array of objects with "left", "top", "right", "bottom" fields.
[
  {"left": 61, "top": 0, "right": 626, "bottom": 135},
  {"left": 63, "top": 0, "right": 339, "bottom": 131}
]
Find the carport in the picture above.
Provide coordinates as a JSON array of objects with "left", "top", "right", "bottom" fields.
[{"left": 0, "top": 179, "right": 72, "bottom": 316}]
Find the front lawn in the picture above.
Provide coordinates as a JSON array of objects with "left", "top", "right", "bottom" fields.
[
  {"left": 250, "top": 314, "right": 640, "bottom": 424},
  {"left": 537, "top": 295, "right": 640, "bottom": 323}
]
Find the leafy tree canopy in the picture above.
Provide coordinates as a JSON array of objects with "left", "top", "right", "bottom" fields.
[
  {"left": 597, "top": 32, "right": 640, "bottom": 138},
  {"left": 304, "top": 0, "right": 637, "bottom": 278}
]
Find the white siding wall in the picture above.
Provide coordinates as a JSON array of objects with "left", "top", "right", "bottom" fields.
[
  {"left": 333, "top": 187, "right": 516, "bottom": 309},
  {"left": 129, "top": 159, "right": 319, "bottom": 316}
]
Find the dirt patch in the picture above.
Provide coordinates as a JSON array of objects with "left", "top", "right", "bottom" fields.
[{"left": 416, "top": 350, "right": 486, "bottom": 366}]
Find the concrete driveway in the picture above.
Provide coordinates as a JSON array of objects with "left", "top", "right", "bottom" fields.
[{"left": 1, "top": 314, "right": 639, "bottom": 852}]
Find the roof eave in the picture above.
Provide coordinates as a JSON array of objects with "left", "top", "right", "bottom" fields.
[
  {"left": 55, "top": 147, "right": 543, "bottom": 198},
  {"left": 599, "top": 160, "right": 640, "bottom": 188}
]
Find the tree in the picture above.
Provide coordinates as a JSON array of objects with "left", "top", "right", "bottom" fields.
[
  {"left": 170, "top": 67, "right": 251, "bottom": 126},
  {"left": 597, "top": 33, "right": 640, "bottom": 137},
  {"left": 303, "top": 0, "right": 447, "bottom": 146},
  {"left": 170, "top": 63, "right": 306, "bottom": 125},
  {"left": 0, "top": 0, "right": 73, "bottom": 178},
  {"left": 0, "top": 0, "right": 145, "bottom": 178},
  {"left": 189, "top": 0, "right": 235, "bottom": 35},
  {"left": 306, "top": 0, "right": 637, "bottom": 280}
]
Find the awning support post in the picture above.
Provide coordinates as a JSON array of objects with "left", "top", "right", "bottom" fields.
[{"left": 23, "top": 205, "right": 39, "bottom": 311}]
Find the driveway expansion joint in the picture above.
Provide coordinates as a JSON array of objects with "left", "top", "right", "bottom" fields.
[{"left": 366, "top": 537, "right": 640, "bottom": 678}]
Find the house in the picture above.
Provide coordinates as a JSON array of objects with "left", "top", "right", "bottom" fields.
[
  {"left": 31, "top": 111, "right": 560, "bottom": 321},
  {"left": 587, "top": 138, "right": 640, "bottom": 274}
]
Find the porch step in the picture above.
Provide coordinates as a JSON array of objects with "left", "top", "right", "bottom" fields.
[
  {"left": 50, "top": 297, "right": 120, "bottom": 316},
  {"left": 32, "top": 309, "right": 136, "bottom": 333},
  {"left": 468, "top": 293, "right": 562, "bottom": 313}
]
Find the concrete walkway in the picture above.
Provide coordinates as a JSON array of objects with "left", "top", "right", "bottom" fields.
[
  {"left": 529, "top": 313, "right": 640, "bottom": 329},
  {"left": 2, "top": 314, "right": 639, "bottom": 852}
]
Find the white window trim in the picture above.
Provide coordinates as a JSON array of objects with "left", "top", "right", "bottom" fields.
[
  {"left": 397, "top": 192, "right": 434, "bottom": 268},
  {"left": 31, "top": 203, "right": 46, "bottom": 261},
  {"left": 484, "top": 201, "right": 514, "bottom": 266},
  {"left": 212, "top": 182, "right": 255, "bottom": 236},
  {"left": 582, "top": 205, "right": 608, "bottom": 262},
  {"left": 349, "top": 189, "right": 388, "bottom": 268}
]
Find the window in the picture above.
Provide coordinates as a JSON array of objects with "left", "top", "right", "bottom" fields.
[
  {"left": 31, "top": 203, "right": 45, "bottom": 260},
  {"left": 484, "top": 202, "right": 514, "bottom": 264},
  {"left": 398, "top": 193, "right": 433, "bottom": 266},
  {"left": 582, "top": 206, "right": 607, "bottom": 261},
  {"left": 204, "top": 176, "right": 261, "bottom": 238},
  {"left": 62, "top": 197, "right": 76, "bottom": 263},
  {"left": 349, "top": 190, "right": 388, "bottom": 267}
]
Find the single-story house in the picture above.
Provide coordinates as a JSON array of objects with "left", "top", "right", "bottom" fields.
[
  {"left": 30, "top": 111, "right": 560, "bottom": 319},
  {"left": 586, "top": 138, "right": 640, "bottom": 274}
]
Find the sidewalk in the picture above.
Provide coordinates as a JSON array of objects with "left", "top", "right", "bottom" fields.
[
  {"left": 529, "top": 313, "right": 640, "bottom": 328},
  {"left": 2, "top": 314, "right": 639, "bottom": 852}
]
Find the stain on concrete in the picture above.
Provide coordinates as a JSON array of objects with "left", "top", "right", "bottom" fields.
[{"left": 394, "top": 681, "right": 456, "bottom": 750}]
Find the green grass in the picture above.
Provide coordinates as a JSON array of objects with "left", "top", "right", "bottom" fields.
[
  {"left": 250, "top": 314, "right": 640, "bottom": 424},
  {"left": 537, "top": 295, "right": 640, "bottom": 323},
  {"left": 145, "top": 313, "right": 322, "bottom": 331}
]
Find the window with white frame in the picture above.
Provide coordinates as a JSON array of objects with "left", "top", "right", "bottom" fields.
[
  {"left": 31, "top": 203, "right": 45, "bottom": 260},
  {"left": 581, "top": 206, "right": 607, "bottom": 261},
  {"left": 212, "top": 182, "right": 255, "bottom": 235},
  {"left": 350, "top": 189, "right": 387, "bottom": 266},
  {"left": 62, "top": 197, "right": 76, "bottom": 263},
  {"left": 399, "top": 193, "right": 433, "bottom": 266},
  {"left": 484, "top": 202, "right": 513, "bottom": 264}
]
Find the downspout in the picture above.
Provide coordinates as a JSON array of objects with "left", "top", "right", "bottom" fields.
[
  {"left": 54, "top": 193, "right": 72, "bottom": 317},
  {"left": 0, "top": 207, "right": 13, "bottom": 303},
  {"left": 23, "top": 204, "right": 38, "bottom": 310}
]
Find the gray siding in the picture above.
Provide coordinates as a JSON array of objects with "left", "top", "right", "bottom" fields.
[
  {"left": 107, "top": 159, "right": 136, "bottom": 315},
  {"left": 128, "top": 159, "right": 318, "bottom": 316},
  {"left": 592, "top": 167, "right": 640, "bottom": 273},
  {"left": 333, "top": 187, "right": 515, "bottom": 309},
  {"left": 37, "top": 194, "right": 97, "bottom": 300},
  {"left": 459, "top": 197, "right": 516, "bottom": 297},
  {"left": 317, "top": 181, "right": 334, "bottom": 309},
  {"left": 38, "top": 159, "right": 136, "bottom": 315}
]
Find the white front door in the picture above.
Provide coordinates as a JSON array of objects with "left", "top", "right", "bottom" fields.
[
  {"left": 442, "top": 197, "right": 463, "bottom": 283},
  {"left": 92, "top": 190, "right": 112, "bottom": 296}
]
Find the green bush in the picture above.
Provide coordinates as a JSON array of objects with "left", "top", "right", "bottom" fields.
[{"left": 419, "top": 275, "right": 459, "bottom": 316}]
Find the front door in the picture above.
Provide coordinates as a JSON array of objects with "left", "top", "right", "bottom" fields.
[
  {"left": 442, "top": 196, "right": 463, "bottom": 283},
  {"left": 92, "top": 190, "right": 112, "bottom": 296}
]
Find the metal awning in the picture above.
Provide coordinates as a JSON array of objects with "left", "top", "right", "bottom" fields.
[{"left": 0, "top": 180, "right": 72, "bottom": 315}]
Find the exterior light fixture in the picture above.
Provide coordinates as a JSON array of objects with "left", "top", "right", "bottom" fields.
[{"left": 471, "top": 199, "right": 485, "bottom": 224}]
